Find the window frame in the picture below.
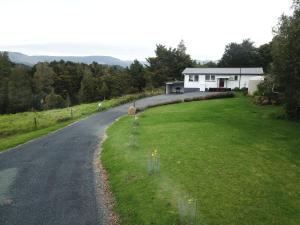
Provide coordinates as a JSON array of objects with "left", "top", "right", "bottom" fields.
[
  {"left": 189, "top": 75, "right": 193, "bottom": 82},
  {"left": 194, "top": 75, "right": 199, "bottom": 82},
  {"left": 205, "top": 75, "right": 210, "bottom": 81}
]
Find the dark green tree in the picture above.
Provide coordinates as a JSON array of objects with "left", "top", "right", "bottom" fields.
[
  {"left": 99, "top": 81, "right": 109, "bottom": 100},
  {"left": 271, "top": 0, "right": 300, "bottom": 118},
  {"left": 219, "top": 39, "right": 262, "bottom": 67},
  {"left": 7, "top": 65, "right": 33, "bottom": 113},
  {"left": 0, "top": 52, "right": 12, "bottom": 113},
  {"left": 146, "top": 41, "right": 194, "bottom": 87},
  {"left": 177, "top": 39, "right": 187, "bottom": 53},
  {"left": 43, "top": 90, "right": 66, "bottom": 110},
  {"left": 195, "top": 60, "right": 218, "bottom": 68},
  {"left": 33, "top": 63, "right": 56, "bottom": 109},
  {"left": 79, "top": 68, "right": 97, "bottom": 103},
  {"left": 258, "top": 42, "right": 273, "bottom": 72},
  {"left": 127, "top": 60, "right": 146, "bottom": 91}
]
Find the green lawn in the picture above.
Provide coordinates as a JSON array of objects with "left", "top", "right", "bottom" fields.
[
  {"left": 0, "top": 90, "right": 162, "bottom": 152},
  {"left": 102, "top": 96, "right": 300, "bottom": 225}
]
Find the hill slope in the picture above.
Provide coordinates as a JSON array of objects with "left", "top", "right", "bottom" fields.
[{"left": 6, "top": 52, "right": 132, "bottom": 67}]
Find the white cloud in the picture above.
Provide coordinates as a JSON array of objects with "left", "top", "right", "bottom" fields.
[{"left": 0, "top": 0, "right": 293, "bottom": 60}]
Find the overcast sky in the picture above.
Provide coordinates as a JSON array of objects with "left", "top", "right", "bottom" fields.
[{"left": 0, "top": 0, "right": 293, "bottom": 61}]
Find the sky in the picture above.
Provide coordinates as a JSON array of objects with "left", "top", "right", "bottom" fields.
[{"left": 0, "top": 0, "right": 293, "bottom": 61}]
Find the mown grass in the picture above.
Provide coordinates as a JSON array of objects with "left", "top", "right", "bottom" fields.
[
  {"left": 0, "top": 90, "right": 162, "bottom": 152},
  {"left": 102, "top": 96, "right": 300, "bottom": 225}
]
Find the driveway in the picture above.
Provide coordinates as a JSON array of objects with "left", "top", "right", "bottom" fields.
[{"left": 0, "top": 92, "right": 211, "bottom": 225}]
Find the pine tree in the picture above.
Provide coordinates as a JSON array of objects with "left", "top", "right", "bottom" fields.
[
  {"left": 7, "top": 65, "right": 33, "bottom": 113},
  {"left": 0, "top": 52, "right": 12, "bottom": 113},
  {"left": 127, "top": 60, "right": 146, "bottom": 91},
  {"left": 79, "top": 68, "right": 97, "bottom": 103},
  {"left": 33, "top": 63, "right": 55, "bottom": 99},
  {"left": 99, "top": 82, "right": 109, "bottom": 100},
  {"left": 146, "top": 42, "right": 194, "bottom": 87},
  {"left": 177, "top": 39, "right": 187, "bottom": 54}
]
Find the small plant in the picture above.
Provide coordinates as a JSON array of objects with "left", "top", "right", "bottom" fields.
[
  {"left": 233, "top": 87, "right": 240, "bottom": 92},
  {"left": 132, "top": 115, "right": 139, "bottom": 128},
  {"left": 33, "top": 116, "right": 38, "bottom": 129},
  {"left": 128, "top": 134, "right": 138, "bottom": 148},
  {"left": 178, "top": 197, "right": 198, "bottom": 225},
  {"left": 241, "top": 87, "right": 248, "bottom": 96},
  {"left": 128, "top": 116, "right": 139, "bottom": 148},
  {"left": 98, "top": 102, "right": 103, "bottom": 111},
  {"left": 70, "top": 107, "right": 74, "bottom": 118},
  {"left": 131, "top": 116, "right": 139, "bottom": 134},
  {"left": 148, "top": 148, "right": 160, "bottom": 174}
]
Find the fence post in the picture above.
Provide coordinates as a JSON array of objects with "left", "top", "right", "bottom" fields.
[
  {"left": 34, "top": 117, "right": 37, "bottom": 129},
  {"left": 70, "top": 108, "right": 73, "bottom": 119}
]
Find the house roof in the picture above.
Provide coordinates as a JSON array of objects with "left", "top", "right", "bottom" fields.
[
  {"left": 166, "top": 81, "right": 184, "bottom": 85},
  {"left": 182, "top": 67, "right": 264, "bottom": 75}
]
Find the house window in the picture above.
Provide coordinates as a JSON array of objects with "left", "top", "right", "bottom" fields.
[
  {"left": 205, "top": 75, "right": 215, "bottom": 81},
  {"left": 189, "top": 75, "right": 193, "bottom": 82},
  {"left": 194, "top": 75, "right": 199, "bottom": 82},
  {"left": 234, "top": 75, "right": 238, "bottom": 81}
]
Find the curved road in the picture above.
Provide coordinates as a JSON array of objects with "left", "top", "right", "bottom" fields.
[{"left": 0, "top": 92, "right": 210, "bottom": 225}]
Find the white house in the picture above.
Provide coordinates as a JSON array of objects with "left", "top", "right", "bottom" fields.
[{"left": 182, "top": 67, "right": 264, "bottom": 92}]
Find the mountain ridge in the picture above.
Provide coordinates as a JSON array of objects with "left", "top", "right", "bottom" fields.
[{"left": 5, "top": 52, "right": 133, "bottom": 67}]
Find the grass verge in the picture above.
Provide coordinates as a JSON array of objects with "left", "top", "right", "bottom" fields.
[
  {"left": 0, "top": 90, "right": 163, "bottom": 152},
  {"left": 102, "top": 96, "right": 300, "bottom": 225}
]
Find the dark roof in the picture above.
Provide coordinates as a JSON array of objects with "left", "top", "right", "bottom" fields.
[
  {"left": 182, "top": 67, "right": 263, "bottom": 75},
  {"left": 166, "top": 81, "right": 184, "bottom": 85}
]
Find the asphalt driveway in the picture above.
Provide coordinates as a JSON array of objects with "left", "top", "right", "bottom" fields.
[{"left": 0, "top": 92, "right": 210, "bottom": 225}]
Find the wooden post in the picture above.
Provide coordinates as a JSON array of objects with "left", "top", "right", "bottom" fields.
[
  {"left": 70, "top": 108, "right": 73, "bottom": 119},
  {"left": 34, "top": 117, "right": 37, "bottom": 129}
]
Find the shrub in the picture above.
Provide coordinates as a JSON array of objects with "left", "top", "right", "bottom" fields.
[
  {"left": 255, "top": 75, "right": 280, "bottom": 105},
  {"left": 257, "top": 75, "right": 274, "bottom": 97},
  {"left": 240, "top": 87, "right": 248, "bottom": 96},
  {"left": 43, "top": 92, "right": 66, "bottom": 110}
]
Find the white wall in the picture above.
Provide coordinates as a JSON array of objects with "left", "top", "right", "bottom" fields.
[
  {"left": 184, "top": 74, "right": 264, "bottom": 90},
  {"left": 248, "top": 80, "right": 260, "bottom": 95},
  {"left": 205, "top": 79, "right": 217, "bottom": 89},
  {"left": 184, "top": 75, "right": 205, "bottom": 91},
  {"left": 226, "top": 77, "right": 240, "bottom": 89}
]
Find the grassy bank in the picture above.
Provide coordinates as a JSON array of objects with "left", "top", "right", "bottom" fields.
[
  {"left": 0, "top": 90, "right": 162, "bottom": 152},
  {"left": 102, "top": 96, "right": 300, "bottom": 225}
]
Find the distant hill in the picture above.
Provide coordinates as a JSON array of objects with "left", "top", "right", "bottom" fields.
[{"left": 6, "top": 52, "right": 133, "bottom": 67}]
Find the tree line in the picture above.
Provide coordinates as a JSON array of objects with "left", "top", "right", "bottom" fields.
[
  {"left": 0, "top": 38, "right": 284, "bottom": 115},
  {"left": 0, "top": 1, "right": 299, "bottom": 118},
  {"left": 0, "top": 41, "right": 196, "bottom": 114}
]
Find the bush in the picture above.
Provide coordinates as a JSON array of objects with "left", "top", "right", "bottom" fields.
[
  {"left": 240, "top": 87, "right": 248, "bottom": 96},
  {"left": 43, "top": 92, "right": 66, "bottom": 110},
  {"left": 255, "top": 75, "right": 280, "bottom": 105},
  {"left": 257, "top": 75, "right": 274, "bottom": 97}
]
